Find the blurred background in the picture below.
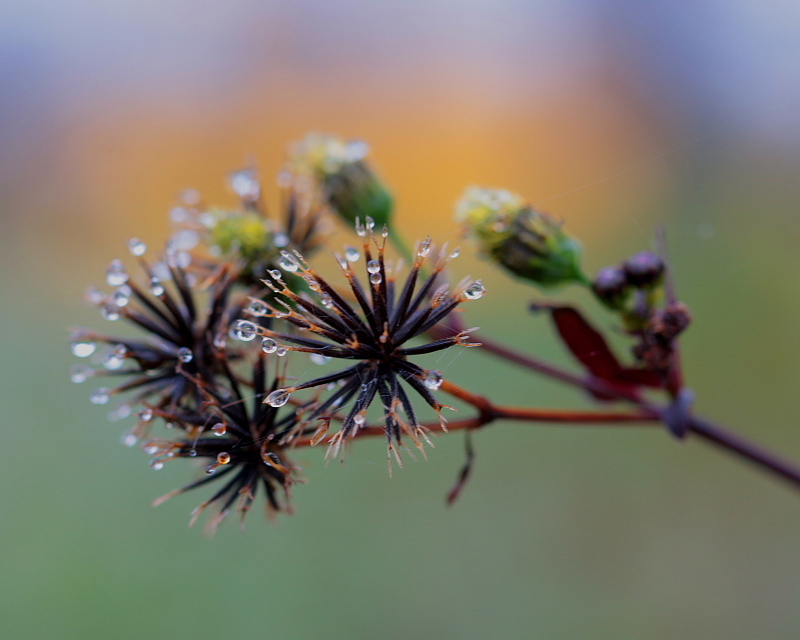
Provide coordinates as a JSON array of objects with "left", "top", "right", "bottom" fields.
[{"left": 2, "top": 1, "right": 800, "bottom": 638}]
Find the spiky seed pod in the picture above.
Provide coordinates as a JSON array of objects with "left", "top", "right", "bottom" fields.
[
  {"left": 244, "top": 220, "right": 485, "bottom": 469},
  {"left": 145, "top": 355, "right": 306, "bottom": 532},
  {"left": 71, "top": 245, "right": 246, "bottom": 440}
]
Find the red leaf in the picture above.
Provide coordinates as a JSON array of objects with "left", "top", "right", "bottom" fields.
[{"left": 549, "top": 306, "right": 623, "bottom": 380}]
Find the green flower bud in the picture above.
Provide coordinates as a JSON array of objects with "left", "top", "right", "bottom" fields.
[
  {"left": 456, "top": 187, "right": 586, "bottom": 288},
  {"left": 290, "top": 133, "right": 393, "bottom": 228}
]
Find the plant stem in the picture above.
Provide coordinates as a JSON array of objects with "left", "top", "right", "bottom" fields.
[
  {"left": 465, "top": 331, "right": 800, "bottom": 490},
  {"left": 687, "top": 417, "right": 800, "bottom": 488}
]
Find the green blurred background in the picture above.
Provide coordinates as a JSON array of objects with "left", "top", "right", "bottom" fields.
[{"left": 2, "top": 2, "right": 800, "bottom": 638}]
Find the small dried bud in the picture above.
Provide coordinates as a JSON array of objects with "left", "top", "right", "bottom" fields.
[
  {"left": 592, "top": 266, "right": 631, "bottom": 309},
  {"left": 650, "top": 302, "right": 692, "bottom": 343},
  {"left": 290, "top": 133, "right": 393, "bottom": 228},
  {"left": 456, "top": 187, "right": 585, "bottom": 288},
  {"left": 622, "top": 251, "right": 665, "bottom": 288}
]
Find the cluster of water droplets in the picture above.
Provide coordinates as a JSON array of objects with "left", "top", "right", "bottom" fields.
[{"left": 367, "top": 259, "right": 382, "bottom": 284}]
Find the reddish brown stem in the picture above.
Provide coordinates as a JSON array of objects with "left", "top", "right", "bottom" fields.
[{"left": 468, "top": 332, "right": 800, "bottom": 490}]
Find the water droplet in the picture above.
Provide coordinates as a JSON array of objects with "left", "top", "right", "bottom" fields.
[
  {"left": 417, "top": 237, "right": 432, "bottom": 258},
  {"left": 217, "top": 452, "right": 231, "bottom": 465},
  {"left": 346, "top": 140, "right": 370, "bottom": 161},
  {"left": 310, "top": 353, "right": 330, "bottom": 365},
  {"left": 276, "top": 346, "right": 287, "bottom": 357},
  {"left": 120, "top": 432, "right": 138, "bottom": 447},
  {"left": 381, "top": 225, "right": 390, "bottom": 238},
  {"left": 103, "top": 353, "right": 125, "bottom": 370},
  {"left": 177, "top": 347, "right": 193, "bottom": 363},
  {"left": 370, "top": 272, "right": 382, "bottom": 285},
  {"left": 113, "top": 285, "right": 131, "bottom": 307},
  {"left": 274, "top": 232, "right": 289, "bottom": 248},
  {"left": 149, "top": 277, "right": 165, "bottom": 296},
  {"left": 266, "top": 388, "right": 292, "bottom": 407},
  {"left": 180, "top": 188, "right": 202, "bottom": 206},
  {"left": 261, "top": 337, "right": 278, "bottom": 354},
  {"left": 90, "top": 388, "right": 110, "bottom": 405},
  {"left": 199, "top": 212, "right": 217, "bottom": 228},
  {"left": 170, "top": 206, "right": 189, "bottom": 223},
  {"left": 106, "top": 259, "right": 128, "bottom": 286},
  {"left": 450, "top": 248, "right": 460, "bottom": 259},
  {"left": 320, "top": 295, "right": 334, "bottom": 309},
  {"left": 345, "top": 246, "right": 360, "bottom": 262},
  {"left": 70, "top": 364, "right": 93, "bottom": 383},
  {"left": 278, "top": 251, "right": 299, "bottom": 273},
  {"left": 234, "top": 320, "right": 258, "bottom": 341},
  {"left": 71, "top": 340, "right": 96, "bottom": 358},
  {"left": 151, "top": 261, "right": 172, "bottom": 281},
  {"left": 212, "top": 423, "right": 227, "bottom": 436},
  {"left": 367, "top": 259, "right": 380, "bottom": 274},
  {"left": 85, "top": 286, "right": 105, "bottom": 305},
  {"left": 204, "top": 465, "right": 217, "bottom": 475},
  {"left": 424, "top": 370, "right": 443, "bottom": 390},
  {"left": 229, "top": 169, "right": 260, "bottom": 201},
  {"left": 171, "top": 229, "right": 199, "bottom": 251},
  {"left": 353, "top": 413, "right": 366, "bottom": 425},
  {"left": 463, "top": 280, "right": 486, "bottom": 300},
  {"left": 150, "top": 459, "right": 164, "bottom": 471},
  {"left": 143, "top": 443, "right": 159, "bottom": 455},
  {"left": 188, "top": 449, "right": 197, "bottom": 457},
  {"left": 268, "top": 269, "right": 282, "bottom": 280},
  {"left": 248, "top": 300, "right": 268, "bottom": 315},
  {"left": 128, "top": 238, "right": 147, "bottom": 256},
  {"left": 365, "top": 216, "right": 375, "bottom": 232},
  {"left": 101, "top": 305, "right": 120, "bottom": 321},
  {"left": 213, "top": 335, "right": 227, "bottom": 349},
  {"left": 355, "top": 219, "right": 366, "bottom": 237}
]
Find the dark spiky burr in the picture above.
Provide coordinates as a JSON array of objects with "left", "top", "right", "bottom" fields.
[
  {"left": 71, "top": 244, "right": 246, "bottom": 436},
  {"left": 143, "top": 355, "right": 303, "bottom": 532},
  {"left": 243, "top": 220, "right": 486, "bottom": 468}
]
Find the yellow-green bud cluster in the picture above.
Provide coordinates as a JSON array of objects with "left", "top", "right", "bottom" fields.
[
  {"left": 456, "top": 187, "right": 585, "bottom": 288},
  {"left": 205, "top": 209, "right": 273, "bottom": 264}
]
